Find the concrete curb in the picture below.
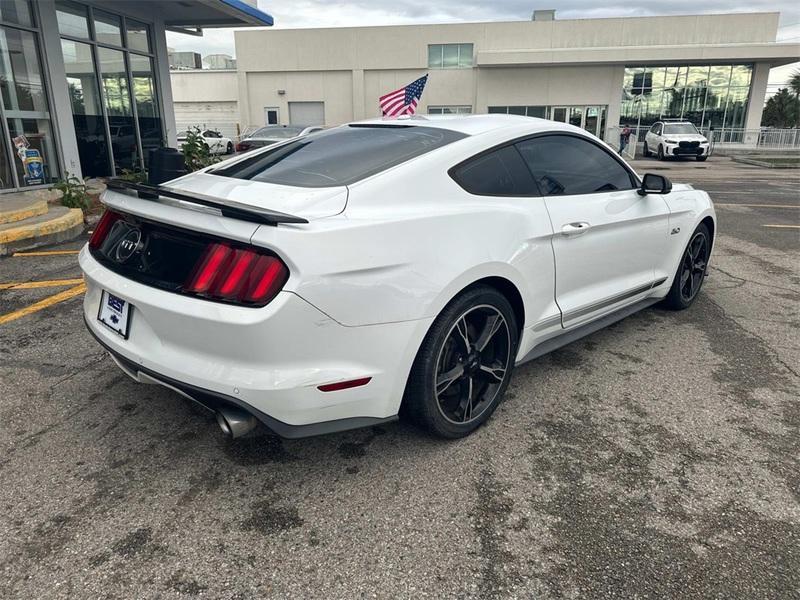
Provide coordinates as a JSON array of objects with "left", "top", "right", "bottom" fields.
[
  {"left": 0, "top": 208, "right": 84, "bottom": 256},
  {"left": 731, "top": 156, "right": 800, "bottom": 169},
  {"left": 0, "top": 199, "right": 48, "bottom": 225}
]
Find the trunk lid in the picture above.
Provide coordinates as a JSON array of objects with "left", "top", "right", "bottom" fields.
[{"left": 165, "top": 171, "right": 348, "bottom": 221}]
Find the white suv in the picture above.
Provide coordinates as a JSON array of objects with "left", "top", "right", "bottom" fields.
[{"left": 644, "top": 121, "right": 709, "bottom": 162}]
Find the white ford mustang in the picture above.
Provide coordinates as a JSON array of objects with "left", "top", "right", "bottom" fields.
[{"left": 80, "top": 115, "right": 716, "bottom": 440}]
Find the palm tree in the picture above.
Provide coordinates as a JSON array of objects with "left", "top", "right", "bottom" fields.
[
  {"left": 790, "top": 70, "right": 800, "bottom": 98},
  {"left": 762, "top": 88, "right": 798, "bottom": 128},
  {"left": 789, "top": 70, "right": 800, "bottom": 127}
]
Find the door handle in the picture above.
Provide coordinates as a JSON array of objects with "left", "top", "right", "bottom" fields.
[{"left": 561, "top": 222, "right": 591, "bottom": 236}]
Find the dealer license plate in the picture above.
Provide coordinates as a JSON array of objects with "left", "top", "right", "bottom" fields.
[{"left": 97, "top": 290, "right": 132, "bottom": 338}]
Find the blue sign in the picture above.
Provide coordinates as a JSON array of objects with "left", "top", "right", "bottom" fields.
[{"left": 24, "top": 149, "right": 44, "bottom": 185}]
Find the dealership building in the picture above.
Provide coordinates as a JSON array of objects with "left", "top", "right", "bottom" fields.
[
  {"left": 0, "top": 0, "right": 273, "bottom": 197},
  {"left": 171, "top": 10, "right": 798, "bottom": 145}
]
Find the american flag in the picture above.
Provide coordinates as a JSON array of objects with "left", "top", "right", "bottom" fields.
[{"left": 379, "top": 75, "right": 428, "bottom": 117}]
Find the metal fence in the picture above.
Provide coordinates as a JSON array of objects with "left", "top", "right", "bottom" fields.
[{"left": 607, "top": 126, "right": 800, "bottom": 159}]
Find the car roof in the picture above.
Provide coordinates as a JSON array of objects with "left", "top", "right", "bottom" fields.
[{"left": 349, "top": 114, "right": 573, "bottom": 136}]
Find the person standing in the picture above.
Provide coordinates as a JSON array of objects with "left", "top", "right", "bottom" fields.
[{"left": 619, "top": 125, "right": 632, "bottom": 155}]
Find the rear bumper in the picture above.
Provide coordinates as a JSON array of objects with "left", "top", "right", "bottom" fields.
[
  {"left": 79, "top": 246, "right": 430, "bottom": 433},
  {"left": 83, "top": 319, "right": 396, "bottom": 438}
]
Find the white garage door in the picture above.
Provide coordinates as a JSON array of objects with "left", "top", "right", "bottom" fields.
[
  {"left": 174, "top": 101, "right": 239, "bottom": 139},
  {"left": 288, "top": 102, "right": 325, "bottom": 126}
]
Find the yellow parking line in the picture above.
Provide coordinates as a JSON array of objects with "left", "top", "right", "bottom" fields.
[
  {"left": 0, "top": 278, "right": 84, "bottom": 291},
  {"left": 0, "top": 283, "right": 86, "bottom": 326},
  {"left": 716, "top": 203, "right": 799, "bottom": 209},
  {"left": 762, "top": 224, "right": 800, "bottom": 229},
  {"left": 12, "top": 249, "right": 80, "bottom": 257}
]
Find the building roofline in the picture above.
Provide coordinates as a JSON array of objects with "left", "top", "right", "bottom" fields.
[{"left": 245, "top": 11, "right": 780, "bottom": 34}]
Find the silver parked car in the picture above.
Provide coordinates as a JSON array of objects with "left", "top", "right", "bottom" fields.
[{"left": 235, "top": 125, "right": 323, "bottom": 152}]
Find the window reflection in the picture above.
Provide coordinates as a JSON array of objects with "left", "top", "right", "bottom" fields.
[
  {"left": 98, "top": 47, "right": 137, "bottom": 172},
  {"left": 93, "top": 10, "right": 122, "bottom": 47},
  {"left": 56, "top": 0, "right": 89, "bottom": 39},
  {"left": 0, "top": 0, "right": 33, "bottom": 27},
  {"left": 619, "top": 63, "right": 754, "bottom": 132},
  {"left": 62, "top": 38, "right": 111, "bottom": 176},
  {"left": 130, "top": 53, "right": 162, "bottom": 166},
  {"left": 126, "top": 20, "right": 150, "bottom": 53},
  {"left": 0, "top": 24, "right": 59, "bottom": 186}
]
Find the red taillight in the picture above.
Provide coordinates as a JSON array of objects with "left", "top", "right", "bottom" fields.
[
  {"left": 184, "top": 242, "right": 288, "bottom": 306},
  {"left": 89, "top": 210, "right": 122, "bottom": 249},
  {"left": 235, "top": 142, "right": 249, "bottom": 152}
]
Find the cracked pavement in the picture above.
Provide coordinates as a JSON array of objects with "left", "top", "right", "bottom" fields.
[{"left": 0, "top": 156, "right": 798, "bottom": 598}]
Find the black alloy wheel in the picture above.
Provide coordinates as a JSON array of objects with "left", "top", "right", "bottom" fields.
[
  {"left": 434, "top": 305, "right": 511, "bottom": 425},
  {"left": 403, "top": 286, "right": 518, "bottom": 438},
  {"left": 661, "top": 223, "right": 711, "bottom": 310},
  {"left": 657, "top": 145, "right": 665, "bottom": 160},
  {"left": 643, "top": 142, "right": 650, "bottom": 157},
  {"left": 227, "top": 142, "right": 234, "bottom": 154},
  {"left": 679, "top": 231, "right": 709, "bottom": 302}
]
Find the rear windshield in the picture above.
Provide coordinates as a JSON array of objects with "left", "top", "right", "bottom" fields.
[
  {"left": 663, "top": 123, "right": 699, "bottom": 135},
  {"left": 251, "top": 126, "right": 305, "bottom": 139},
  {"left": 213, "top": 125, "right": 467, "bottom": 187}
]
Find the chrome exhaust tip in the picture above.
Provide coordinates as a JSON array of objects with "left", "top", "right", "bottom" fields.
[{"left": 216, "top": 406, "right": 258, "bottom": 438}]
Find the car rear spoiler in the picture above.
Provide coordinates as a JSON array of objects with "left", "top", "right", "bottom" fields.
[{"left": 105, "top": 179, "right": 309, "bottom": 226}]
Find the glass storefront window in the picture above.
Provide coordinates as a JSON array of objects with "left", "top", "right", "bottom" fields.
[
  {"left": 725, "top": 87, "right": 750, "bottom": 129},
  {"left": 0, "top": 0, "right": 33, "bottom": 27},
  {"left": 93, "top": 9, "right": 122, "bottom": 47},
  {"left": 0, "top": 26, "right": 48, "bottom": 113},
  {"left": 0, "top": 24, "right": 59, "bottom": 187},
  {"left": 730, "top": 65, "right": 752, "bottom": 87},
  {"left": 568, "top": 106, "right": 582, "bottom": 128},
  {"left": 6, "top": 117, "right": 57, "bottom": 183},
  {"left": 56, "top": 0, "right": 89, "bottom": 39},
  {"left": 130, "top": 53, "right": 162, "bottom": 165},
  {"left": 58, "top": 3, "right": 162, "bottom": 176},
  {"left": 98, "top": 47, "right": 137, "bottom": 172},
  {"left": 619, "top": 63, "right": 754, "bottom": 136},
  {"left": 526, "top": 106, "right": 547, "bottom": 118},
  {"left": 686, "top": 66, "right": 710, "bottom": 88},
  {"left": 126, "top": 19, "right": 150, "bottom": 53},
  {"left": 708, "top": 65, "right": 731, "bottom": 87},
  {"left": 61, "top": 38, "right": 111, "bottom": 176}
]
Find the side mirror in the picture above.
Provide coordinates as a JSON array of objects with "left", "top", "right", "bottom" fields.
[{"left": 638, "top": 173, "right": 672, "bottom": 196}]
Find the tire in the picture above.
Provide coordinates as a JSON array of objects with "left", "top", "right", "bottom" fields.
[
  {"left": 657, "top": 145, "right": 665, "bottom": 161},
  {"left": 643, "top": 142, "right": 650, "bottom": 157},
  {"left": 226, "top": 142, "right": 234, "bottom": 154},
  {"left": 402, "top": 285, "right": 519, "bottom": 438},
  {"left": 660, "top": 223, "right": 711, "bottom": 310},
  {"left": 696, "top": 155, "right": 707, "bottom": 162}
]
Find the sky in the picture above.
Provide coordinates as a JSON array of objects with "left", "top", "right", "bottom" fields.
[{"left": 166, "top": 1, "right": 800, "bottom": 91}]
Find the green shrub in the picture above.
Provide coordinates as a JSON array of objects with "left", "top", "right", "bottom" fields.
[
  {"left": 53, "top": 174, "right": 90, "bottom": 210},
  {"left": 181, "top": 126, "right": 221, "bottom": 171}
]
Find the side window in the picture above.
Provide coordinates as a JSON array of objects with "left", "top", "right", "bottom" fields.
[
  {"left": 655, "top": 124, "right": 662, "bottom": 135},
  {"left": 649, "top": 124, "right": 658, "bottom": 134},
  {"left": 451, "top": 146, "right": 537, "bottom": 196},
  {"left": 515, "top": 135, "right": 635, "bottom": 196}
]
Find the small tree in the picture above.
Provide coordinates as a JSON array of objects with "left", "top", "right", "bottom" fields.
[{"left": 762, "top": 88, "right": 799, "bottom": 128}]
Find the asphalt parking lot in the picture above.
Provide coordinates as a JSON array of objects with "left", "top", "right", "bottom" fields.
[{"left": 0, "top": 156, "right": 797, "bottom": 599}]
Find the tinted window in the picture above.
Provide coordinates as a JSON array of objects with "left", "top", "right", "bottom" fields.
[
  {"left": 451, "top": 146, "right": 537, "bottom": 196},
  {"left": 215, "top": 125, "right": 466, "bottom": 187},
  {"left": 516, "top": 135, "right": 635, "bottom": 196},
  {"left": 663, "top": 123, "right": 699, "bottom": 135}
]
